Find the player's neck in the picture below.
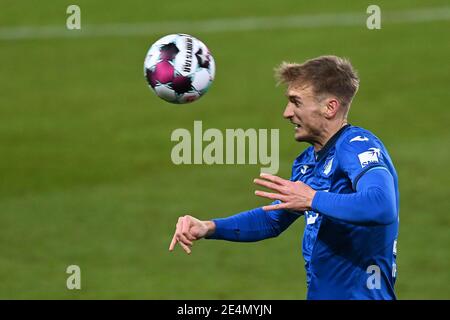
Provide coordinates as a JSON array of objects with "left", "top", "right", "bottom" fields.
[{"left": 313, "top": 120, "right": 348, "bottom": 153}]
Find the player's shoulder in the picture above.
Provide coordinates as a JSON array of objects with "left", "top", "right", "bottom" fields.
[{"left": 337, "top": 125, "right": 385, "bottom": 152}]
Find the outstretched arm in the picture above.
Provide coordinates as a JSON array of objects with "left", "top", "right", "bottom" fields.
[
  {"left": 206, "top": 205, "right": 301, "bottom": 242},
  {"left": 168, "top": 204, "right": 301, "bottom": 254}
]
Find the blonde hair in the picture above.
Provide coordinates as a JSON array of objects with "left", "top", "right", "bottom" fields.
[{"left": 275, "top": 55, "right": 359, "bottom": 108}]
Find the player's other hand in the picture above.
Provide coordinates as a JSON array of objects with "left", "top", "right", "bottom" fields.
[
  {"left": 254, "top": 173, "right": 316, "bottom": 212},
  {"left": 169, "top": 215, "right": 215, "bottom": 254}
]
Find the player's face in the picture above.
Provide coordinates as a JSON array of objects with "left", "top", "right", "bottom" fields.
[{"left": 283, "top": 85, "right": 326, "bottom": 143}]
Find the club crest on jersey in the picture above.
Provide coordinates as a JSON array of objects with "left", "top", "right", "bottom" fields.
[
  {"left": 358, "top": 148, "right": 381, "bottom": 168},
  {"left": 323, "top": 157, "right": 334, "bottom": 176}
]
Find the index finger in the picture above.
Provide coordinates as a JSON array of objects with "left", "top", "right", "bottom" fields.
[
  {"left": 169, "top": 233, "right": 178, "bottom": 251},
  {"left": 169, "top": 218, "right": 182, "bottom": 251}
]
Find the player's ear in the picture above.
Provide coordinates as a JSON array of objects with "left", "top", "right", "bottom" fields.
[{"left": 323, "top": 98, "right": 340, "bottom": 119}]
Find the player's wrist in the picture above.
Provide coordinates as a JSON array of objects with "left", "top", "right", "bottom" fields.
[
  {"left": 308, "top": 190, "right": 319, "bottom": 211},
  {"left": 204, "top": 220, "right": 216, "bottom": 237},
  {"left": 306, "top": 189, "right": 317, "bottom": 210}
]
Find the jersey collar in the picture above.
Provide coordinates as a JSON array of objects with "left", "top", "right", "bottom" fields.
[{"left": 315, "top": 124, "right": 351, "bottom": 162}]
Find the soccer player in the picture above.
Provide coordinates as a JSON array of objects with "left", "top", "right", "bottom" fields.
[{"left": 169, "top": 56, "right": 399, "bottom": 300}]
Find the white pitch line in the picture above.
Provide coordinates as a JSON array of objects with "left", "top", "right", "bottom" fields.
[{"left": 0, "top": 7, "right": 449, "bottom": 41}]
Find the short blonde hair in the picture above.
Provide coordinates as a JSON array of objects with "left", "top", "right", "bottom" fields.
[{"left": 275, "top": 55, "right": 359, "bottom": 108}]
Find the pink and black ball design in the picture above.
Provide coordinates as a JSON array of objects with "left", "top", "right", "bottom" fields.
[{"left": 144, "top": 34, "right": 216, "bottom": 104}]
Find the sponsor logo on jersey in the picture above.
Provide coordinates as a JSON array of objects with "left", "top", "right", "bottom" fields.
[
  {"left": 358, "top": 148, "right": 381, "bottom": 167},
  {"left": 300, "top": 165, "right": 309, "bottom": 175}
]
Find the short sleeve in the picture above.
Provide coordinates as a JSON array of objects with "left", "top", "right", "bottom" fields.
[{"left": 338, "top": 134, "right": 388, "bottom": 190}]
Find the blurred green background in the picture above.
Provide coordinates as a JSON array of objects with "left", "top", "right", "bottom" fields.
[{"left": 0, "top": 0, "right": 449, "bottom": 299}]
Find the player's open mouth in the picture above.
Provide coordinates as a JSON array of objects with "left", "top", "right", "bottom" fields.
[{"left": 292, "top": 122, "right": 301, "bottom": 129}]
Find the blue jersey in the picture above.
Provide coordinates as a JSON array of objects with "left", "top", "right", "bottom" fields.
[{"left": 291, "top": 124, "right": 399, "bottom": 299}]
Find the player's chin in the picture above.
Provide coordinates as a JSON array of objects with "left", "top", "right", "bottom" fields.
[{"left": 294, "top": 130, "right": 306, "bottom": 142}]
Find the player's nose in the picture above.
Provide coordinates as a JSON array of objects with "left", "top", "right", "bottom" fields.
[{"left": 283, "top": 105, "right": 294, "bottom": 119}]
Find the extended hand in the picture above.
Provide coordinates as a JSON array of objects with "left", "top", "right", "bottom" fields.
[{"left": 254, "top": 173, "right": 316, "bottom": 211}]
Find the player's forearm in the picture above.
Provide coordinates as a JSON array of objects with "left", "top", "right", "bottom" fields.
[
  {"left": 311, "top": 168, "right": 397, "bottom": 226},
  {"left": 205, "top": 207, "right": 281, "bottom": 242},
  {"left": 205, "top": 206, "right": 299, "bottom": 242}
]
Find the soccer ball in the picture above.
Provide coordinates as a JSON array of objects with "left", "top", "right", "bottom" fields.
[{"left": 144, "top": 34, "right": 215, "bottom": 104}]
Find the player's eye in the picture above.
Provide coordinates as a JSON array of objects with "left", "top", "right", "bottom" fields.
[{"left": 289, "top": 97, "right": 301, "bottom": 107}]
